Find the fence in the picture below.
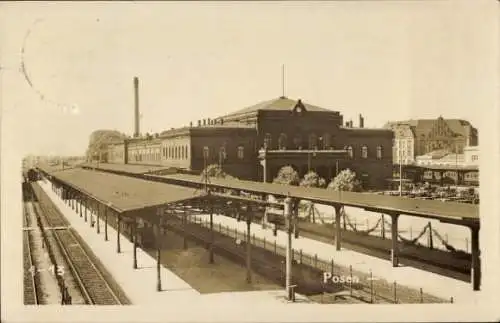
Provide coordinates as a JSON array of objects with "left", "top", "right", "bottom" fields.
[
  {"left": 313, "top": 206, "right": 472, "bottom": 254},
  {"left": 189, "top": 215, "right": 450, "bottom": 304}
]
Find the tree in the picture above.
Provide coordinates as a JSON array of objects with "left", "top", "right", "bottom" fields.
[
  {"left": 87, "top": 130, "right": 127, "bottom": 162},
  {"left": 327, "top": 169, "right": 362, "bottom": 229},
  {"left": 201, "top": 164, "right": 235, "bottom": 179},
  {"left": 299, "top": 171, "right": 326, "bottom": 223},
  {"left": 273, "top": 166, "right": 300, "bottom": 186},
  {"left": 327, "top": 169, "right": 362, "bottom": 192}
]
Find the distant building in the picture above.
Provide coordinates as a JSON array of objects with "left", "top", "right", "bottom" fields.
[
  {"left": 106, "top": 97, "right": 394, "bottom": 189},
  {"left": 463, "top": 145, "right": 479, "bottom": 166},
  {"left": 384, "top": 117, "right": 478, "bottom": 165}
]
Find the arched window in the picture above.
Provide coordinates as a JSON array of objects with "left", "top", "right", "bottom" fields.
[
  {"left": 293, "top": 135, "right": 302, "bottom": 149},
  {"left": 309, "top": 133, "right": 317, "bottom": 149},
  {"left": 361, "top": 145, "right": 368, "bottom": 159},
  {"left": 323, "top": 133, "right": 331, "bottom": 149},
  {"left": 278, "top": 133, "right": 287, "bottom": 150},
  {"left": 376, "top": 146, "right": 383, "bottom": 159},
  {"left": 264, "top": 133, "right": 272, "bottom": 149},
  {"left": 345, "top": 145, "right": 354, "bottom": 159},
  {"left": 237, "top": 146, "right": 244, "bottom": 159}
]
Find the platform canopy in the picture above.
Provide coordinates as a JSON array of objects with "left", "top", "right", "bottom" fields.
[
  {"left": 153, "top": 173, "right": 479, "bottom": 224},
  {"left": 39, "top": 168, "right": 205, "bottom": 214}
]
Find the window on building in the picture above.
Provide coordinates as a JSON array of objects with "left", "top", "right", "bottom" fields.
[
  {"left": 376, "top": 146, "right": 383, "bottom": 159},
  {"left": 309, "top": 133, "right": 317, "bottom": 149},
  {"left": 361, "top": 146, "right": 368, "bottom": 159},
  {"left": 219, "top": 146, "right": 226, "bottom": 162},
  {"left": 203, "top": 146, "right": 209, "bottom": 159},
  {"left": 346, "top": 146, "right": 354, "bottom": 159},
  {"left": 323, "top": 133, "right": 331, "bottom": 149},
  {"left": 278, "top": 133, "right": 287, "bottom": 150},
  {"left": 472, "top": 155, "right": 478, "bottom": 161},
  {"left": 237, "top": 146, "right": 244, "bottom": 159},
  {"left": 264, "top": 133, "right": 272, "bottom": 149}
]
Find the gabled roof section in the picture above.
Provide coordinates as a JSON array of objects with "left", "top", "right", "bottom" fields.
[
  {"left": 221, "top": 97, "right": 335, "bottom": 119},
  {"left": 384, "top": 118, "right": 475, "bottom": 138}
]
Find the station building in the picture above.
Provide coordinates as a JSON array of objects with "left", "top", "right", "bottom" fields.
[{"left": 106, "top": 97, "right": 394, "bottom": 189}]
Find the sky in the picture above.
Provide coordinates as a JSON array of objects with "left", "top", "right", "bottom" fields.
[{"left": 0, "top": 1, "right": 497, "bottom": 156}]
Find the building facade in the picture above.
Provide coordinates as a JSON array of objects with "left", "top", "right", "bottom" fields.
[
  {"left": 384, "top": 117, "right": 478, "bottom": 165},
  {"left": 105, "top": 97, "right": 394, "bottom": 189},
  {"left": 463, "top": 145, "right": 479, "bottom": 166}
]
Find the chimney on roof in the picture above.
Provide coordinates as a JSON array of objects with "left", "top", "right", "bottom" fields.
[
  {"left": 189, "top": 121, "right": 193, "bottom": 127},
  {"left": 198, "top": 120, "right": 201, "bottom": 127},
  {"left": 345, "top": 121, "right": 349, "bottom": 127},
  {"left": 133, "top": 77, "right": 140, "bottom": 138},
  {"left": 350, "top": 120, "right": 353, "bottom": 128},
  {"left": 207, "top": 118, "right": 211, "bottom": 125},
  {"left": 203, "top": 119, "right": 206, "bottom": 126},
  {"left": 359, "top": 114, "right": 364, "bottom": 128},
  {"left": 220, "top": 118, "right": 224, "bottom": 125}
]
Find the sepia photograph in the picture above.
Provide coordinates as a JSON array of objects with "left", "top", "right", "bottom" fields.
[{"left": 1, "top": 1, "right": 499, "bottom": 322}]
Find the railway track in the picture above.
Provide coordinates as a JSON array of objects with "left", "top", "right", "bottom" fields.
[
  {"left": 23, "top": 230, "right": 39, "bottom": 305},
  {"left": 31, "top": 183, "right": 125, "bottom": 305}
]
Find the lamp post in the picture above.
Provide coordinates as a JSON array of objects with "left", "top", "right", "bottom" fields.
[
  {"left": 203, "top": 147, "right": 209, "bottom": 192},
  {"left": 399, "top": 141, "right": 403, "bottom": 197}
]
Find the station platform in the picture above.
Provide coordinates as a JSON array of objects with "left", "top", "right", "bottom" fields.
[
  {"left": 37, "top": 181, "right": 309, "bottom": 306},
  {"left": 193, "top": 213, "right": 481, "bottom": 305}
]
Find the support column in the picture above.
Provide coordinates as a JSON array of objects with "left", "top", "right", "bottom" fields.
[
  {"left": 470, "top": 226, "right": 481, "bottom": 291},
  {"left": 79, "top": 198, "right": 82, "bottom": 218},
  {"left": 209, "top": 198, "right": 214, "bottom": 264},
  {"left": 390, "top": 213, "right": 400, "bottom": 267},
  {"left": 84, "top": 200, "right": 88, "bottom": 222},
  {"left": 117, "top": 213, "right": 121, "bottom": 253},
  {"left": 284, "top": 196, "right": 293, "bottom": 301},
  {"left": 246, "top": 207, "right": 252, "bottom": 284},
  {"left": 133, "top": 217, "right": 138, "bottom": 269},
  {"left": 71, "top": 193, "right": 75, "bottom": 210},
  {"left": 76, "top": 196, "right": 80, "bottom": 214},
  {"left": 104, "top": 207, "right": 108, "bottom": 241},
  {"left": 156, "top": 214, "right": 162, "bottom": 292},
  {"left": 97, "top": 204, "right": 101, "bottom": 234},
  {"left": 90, "top": 201, "right": 94, "bottom": 227},
  {"left": 334, "top": 205, "right": 342, "bottom": 251},
  {"left": 183, "top": 206, "right": 188, "bottom": 250}
]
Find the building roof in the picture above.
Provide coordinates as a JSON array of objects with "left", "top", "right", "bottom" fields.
[
  {"left": 221, "top": 97, "right": 336, "bottom": 119},
  {"left": 339, "top": 127, "right": 393, "bottom": 136},
  {"left": 38, "top": 168, "right": 203, "bottom": 214}
]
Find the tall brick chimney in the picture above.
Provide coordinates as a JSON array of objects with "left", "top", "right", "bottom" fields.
[{"left": 133, "top": 77, "right": 140, "bottom": 138}]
